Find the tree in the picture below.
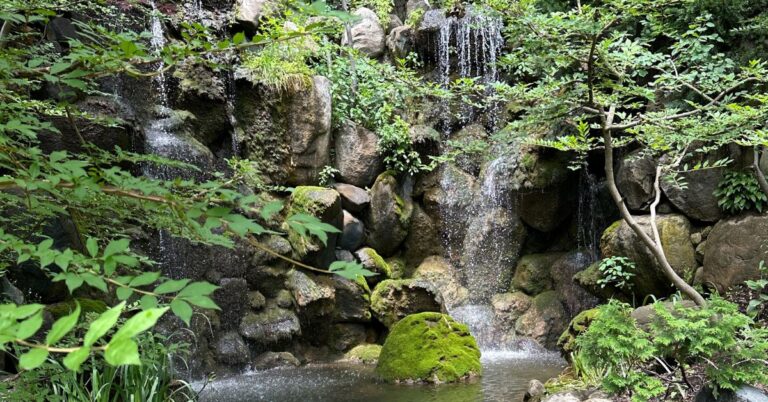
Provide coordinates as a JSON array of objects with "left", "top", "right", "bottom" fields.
[
  {"left": 498, "top": 0, "right": 768, "bottom": 306},
  {"left": 0, "top": 0, "right": 366, "bottom": 373}
]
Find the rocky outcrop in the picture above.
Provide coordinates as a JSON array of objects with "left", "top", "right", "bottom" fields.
[
  {"left": 366, "top": 172, "right": 413, "bottom": 256},
  {"left": 511, "top": 253, "right": 563, "bottom": 295},
  {"left": 701, "top": 214, "right": 768, "bottom": 291},
  {"left": 284, "top": 76, "right": 332, "bottom": 185},
  {"left": 332, "top": 276, "right": 372, "bottom": 323},
  {"left": 340, "top": 211, "right": 365, "bottom": 251},
  {"left": 662, "top": 168, "right": 724, "bottom": 222},
  {"left": 334, "top": 120, "right": 383, "bottom": 187},
  {"left": 376, "top": 312, "right": 481, "bottom": 383},
  {"left": 403, "top": 204, "right": 444, "bottom": 268},
  {"left": 239, "top": 305, "right": 301, "bottom": 344},
  {"left": 386, "top": 26, "right": 414, "bottom": 59},
  {"left": 515, "top": 291, "right": 567, "bottom": 349},
  {"left": 601, "top": 214, "right": 697, "bottom": 298},
  {"left": 287, "top": 186, "right": 343, "bottom": 267},
  {"left": 550, "top": 251, "right": 600, "bottom": 317},
  {"left": 413, "top": 256, "right": 469, "bottom": 309},
  {"left": 213, "top": 331, "right": 250, "bottom": 365},
  {"left": 343, "top": 8, "right": 386, "bottom": 58},
  {"left": 370, "top": 279, "right": 443, "bottom": 327},
  {"left": 334, "top": 183, "right": 370, "bottom": 213},
  {"left": 616, "top": 150, "right": 657, "bottom": 211}
]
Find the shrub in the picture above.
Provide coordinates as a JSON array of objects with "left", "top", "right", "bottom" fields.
[{"left": 714, "top": 170, "right": 767, "bottom": 214}]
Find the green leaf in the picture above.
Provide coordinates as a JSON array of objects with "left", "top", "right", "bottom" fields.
[
  {"left": 82, "top": 274, "right": 108, "bottom": 292},
  {"left": 16, "top": 311, "right": 44, "bottom": 339},
  {"left": 178, "top": 281, "right": 218, "bottom": 298},
  {"left": 116, "top": 287, "right": 133, "bottom": 301},
  {"left": 103, "top": 238, "right": 130, "bottom": 258},
  {"left": 139, "top": 295, "right": 158, "bottom": 310},
  {"left": 233, "top": 32, "right": 246, "bottom": 45},
  {"left": 65, "top": 273, "right": 84, "bottom": 293},
  {"left": 329, "top": 261, "right": 377, "bottom": 280},
  {"left": 13, "top": 304, "right": 44, "bottom": 319},
  {"left": 86, "top": 238, "right": 99, "bottom": 257},
  {"left": 50, "top": 62, "right": 71, "bottom": 74},
  {"left": 129, "top": 272, "right": 161, "bottom": 287},
  {"left": 260, "top": 201, "right": 284, "bottom": 220},
  {"left": 171, "top": 299, "right": 193, "bottom": 325},
  {"left": 105, "top": 337, "right": 140, "bottom": 366},
  {"left": 112, "top": 307, "right": 169, "bottom": 339},
  {"left": 63, "top": 346, "right": 90, "bottom": 371},
  {"left": 83, "top": 302, "right": 125, "bottom": 346},
  {"left": 46, "top": 302, "right": 80, "bottom": 345},
  {"left": 183, "top": 296, "right": 220, "bottom": 310},
  {"left": 19, "top": 348, "right": 48, "bottom": 370},
  {"left": 154, "top": 279, "right": 190, "bottom": 294}
]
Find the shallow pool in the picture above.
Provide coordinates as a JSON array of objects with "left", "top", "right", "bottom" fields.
[{"left": 197, "top": 351, "right": 565, "bottom": 402}]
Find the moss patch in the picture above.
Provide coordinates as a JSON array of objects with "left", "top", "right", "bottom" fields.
[
  {"left": 376, "top": 312, "right": 481, "bottom": 383},
  {"left": 557, "top": 308, "right": 600, "bottom": 355},
  {"left": 46, "top": 298, "right": 108, "bottom": 319},
  {"left": 344, "top": 344, "right": 382, "bottom": 364}
]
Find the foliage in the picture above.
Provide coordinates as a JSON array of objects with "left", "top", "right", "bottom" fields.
[
  {"left": 574, "top": 297, "right": 768, "bottom": 401},
  {"left": 378, "top": 117, "right": 429, "bottom": 175},
  {"left": 714, "top": 170, "right": 768, "bottom": 214},
  {"left": 597, "top": 256, "right": 636, "bottom": 290},
  {"left": 318, "top": 165, "right": 340, "bottom": 187},
  {"left": 404, "top": 8, "right": 425, "bottom": 27},
  {"left": 746, "top": 260, "right": 768, "bottom": 316},
  {"left": 351, "top": 0, "right": 392, "bottom": 23}
]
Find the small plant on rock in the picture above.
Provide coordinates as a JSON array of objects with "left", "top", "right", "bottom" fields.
[
  {"left": 597, "top": 256, "right": 636, "bottom": 291},
  {"left": 715, "top": 170, "right": 768, "bottom": 214}
]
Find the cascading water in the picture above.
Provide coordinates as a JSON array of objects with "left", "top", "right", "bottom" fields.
[{"left": 576, "top": 169, "right": 602, "bottom": 261}]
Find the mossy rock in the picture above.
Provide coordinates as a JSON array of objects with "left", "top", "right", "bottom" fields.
[
  {"left": 355, "top": 247, "right": 392, "bottom": 282},
  {"left": 286, "top": 186, "right": 342, "bottom": 267},
  {"left": 344, "top": 344, "right": 382, "bottom": 364},
  {"left": 557, "top": 308, "right": 600, "bottom": 356},
  {"left": 511, "top": 253, "right": 563, "bottom": 295},
  {"left": 376, "top": 312, "right": 481, "bottom": 383},
  {"left": 370, "top": 279, "right": 442, "bottom": 327},
  {"left": 46, "top": 298, "right": 108, "bottom": 319}
]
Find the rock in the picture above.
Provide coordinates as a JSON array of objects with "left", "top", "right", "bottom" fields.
[
  {"left": 355, "top": 247, "right": 392, "bottom": 282},
  {"left": 584, "top": 399, "right": 614, "bottom": 402},
  {"left": 524, "top": 379, "right": 546, "bottom": 402},
  {"left": 332, "top": 276, "right": 372, "bottom": 322},
  {"left": 542, "top": 393, "right": 582, "bottom": 402},
  {"left": 340, "top": 211, "right": 365, "bottom": 251},
  {"left": 344, "top": 344, "right": 382, "bottom": 364},
  {"left": 662, "top": 168, "right": 724, "bottom": 222},
  {"left": 511, "top": 253, "right": 563, "bottom": 295},
  {"left": 515, "top": 291, "right": 568, "bottom": 349},
  {"left": 371, "top": 279, "right": 443, "bottom": 327},
  {"left": 334, "top": 120, "right": 383, "bottom": 187},
  {"left": 406, "top": 0, "right": 430, "bottom": 17},
  {"left": 695, "top": 385, "right": 768, "bottom": 402},
  {"left": 235, "top": 0, "right": 273, "bottom": 30},
  {"left": 284, "top": 76, "right": 332, "bottom": 185},
  {"left": 408, "top": 124, "right": 440, "bottom": 156},
  {"left": 342, "top": 8, "right": 386, "bottom": 58},
  {"left": 239, "top": 306, "right": 301, "bottom": 344},
  {"left": 287, "top": 186, "right": 343, "bottom": 267},
  {"left": 631, "top": 300, "right": 698, "bottom": 329},
  {"left": 251, "top": 351, "right": 301, "bottom": 370},
  {"left": 334, "top": 183, "right": 370, "bottom": 213},
  {"left": 213, "top": 278, "right": 249, "bottom": 330},
  {"left": 336, "top": 249, "right": 356, "bottom": 262},
  {"left": 213, "top": 331, "right": 250, "bottom": 365},
  {"left": 616, "top": 150, "right": 657, "bottom": 211},
  {"left": 386, "top": 26, "right": 414, "bottom": 59},
  {"left": 403, "top": 204, "right": 444, "bottom": 268},
  {"left": 376, "top": 312, "right": 481, "bottom": 383},
  {"left": 251, "top": 235, "right": 292, "bottom": 265},
  {"left": 366, "top": 172, "right": 413, "bottom": 256},
  {"left": 702, "top": 214, "right": 768, "bottom": 292},
  {"left": 421, "top": 165, "right": 477, "bottom": 241},
  {"left": 386, "top": 14, "right": 403, "bottom": 33},
  {"left": 248, "top": 291, "right": 266, "bottom": 310},
  {"left": 550, "top": 251, "right": 600, "bottom": 317},
  {"left": 452, "top": 124, "right": 488, "bottom": 175},
  {"left": 461, "top": 207, "right": 527, "bottom": 300},
  {"left": 413, "top": 256, "right": 469, "bottom": 309},
  {"left": 285, "top": 270, "right": 334, "bottom": 309},
  {"left": 492, "top": 292, "right": 532, "bottom": 329},
  {"left": 519, "top": 187, "right": 572, "bottom": 232},
  {"left": 329, "top": 323, "right": 367, "bottom": 351},
  {"left": 386, "top": 257, "right": 406, "bottom": 279},
  {"left": 274, "top": 289, "right": 294, "bottom": 308},
  {"left": 246, "top": 265, "right": 287, "bottom": 297},
  {"left": 601, "top": 214, "right": 697, "bottom": 298},
  {"left": 557, "top": 308, "right": 600, "bottom": 355}
]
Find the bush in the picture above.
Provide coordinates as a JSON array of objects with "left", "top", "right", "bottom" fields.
[{"left": 714, "top": 170, "right": 767, "bottom": 214}]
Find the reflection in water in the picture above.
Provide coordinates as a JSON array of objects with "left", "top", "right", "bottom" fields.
[{"left": 197, "top": 352, "right": 564, "bottom": 402}]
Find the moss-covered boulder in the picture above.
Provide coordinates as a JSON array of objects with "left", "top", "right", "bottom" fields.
[
  {"left": 515, "top": 291, "right": 567, "bottom": 349},
  {"left": 557, "top": 308, "right": 600, "bottom": 356},
  {"left": 287, "top": 186, "right": 343, "bottom": 267},
  {"left": 511, "top": 253, "right": 563, "bottom": 295},
  {"left": 344, "top": 343, "right": 382, "bottom": 364},
  {"left": 366, "top": 172, "right": 413, "bottom": 257},
  {"left": 371, "top": 279, "right": 443, "bottom": 327},
  {"left": 355, "top": 247, "right": 392, "bottom": 284},
  {"left": 376, "top": 312, "right": 482, "bottom": 383}
]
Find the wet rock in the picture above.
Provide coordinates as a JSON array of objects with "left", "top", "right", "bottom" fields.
[
  {"left": 340, "top": 211, "right": 365, "bottom": 251},
  {"left": 406, "top": 0, "right": 430, "bottom": 18},
  {"left": 515, "top": 291, "right": 567, "bottom": 349},
  {"left": 335, "top": 120, "right": 383, "bottom": 187},
  {"left": 421, "top": 165, "right": 477, "bottom": 239},
  {"left": 287, "top": 186, "right": 343, "bottom": 267},
  {"left": 336, "top": 249, "right": 356, "bottom": 262},
  {"left": 550, "top": 251, "right": 600, "bottom": 317},
  {"left": 524, "top": 379, "right": 545, "bottom": 402},
  {"left": 285, "top": 270, "right": 334, "bottom": 310},
  {"left": 213, "top": 278, "right": 249, "bottom": 330},
  {"left": 213, "top": 331, "right": 250, "bottom": 365},
  {"left": 511, "top": 253, "right": 563, "bottom": 295},
  {"left": 332, "top": 276, "right": 372, "bottom": 323},
  {"left": 557, "top": 308, "right": 599, "bottom": 355},
  {"left": 386, "top": 14, "right": 403, "bottom": 33},
  {"left": 248, "top": 291, "right": 266, "bottom": 310},
  {"left": 355, "top": 247, "right": 392, "bottom": 282},
  {"left": 246, "top": 265, "right": 288, "bottom": 297},
  {"left": 631, "top": 300, "right": 698, "bottom": 329},
  {"left": 252, "top": 351, "right": 301, "bottom": 370},
  {"left": 616, "top": 150, "right": 657, "bottom": 211},
  {"left": 333, "top": 183, "right": 370, "bottom": 213},
  {"left": 601, "top": 214, "right": 697, "bottom": 299},
  {"left": 542, "top": 393, "right": 583, "bottom": 402},
  {"left": 343, "top": 8, "right": 386, "bottom": 58},
  {"left": 366, "top": 172, "right": 413, "bottom": 256},
  {"left": 239, "top": 306, "right": 301, "bottom": 344},
  {"left": 695, "top": 385, "right": 768, "bottom": 402},
  {"left": 413, "top": 256, "right": 469, "bottom": 309},
  {"left": 274, "top": 289, "right": 294, "bottom": 308},
  {"left": 376, "top": 312, "right": 481, "bottom": 383},
  {"left": 344, "top": 344, "right": 382, "bottom": 364},
  {"left": 235, "top": 0, "right": 274, "bottom": 30},
  {"left": 662, "top": 168, "right": 724, "bottom": 222},
  {"left": 519, "top": 187, "right": 572, "bottom": 232},
  {"left": 330, "top": 323, "right": 367, "bottom": 351},
  {"left": 386, "top": 26, "right": 414, "bottom": 59},
  {"left": 452, "top": 124, "right": 488, "bottom": 175},
  {"left": 492, "top": 292, "right": 532, "bottom": 329},
  {"left": 702, "top": 214, "right": 768, "bottom": 292},
  {"left": 370, "top": 279, "right": 443, "bottom": 327},
  {"left": 252, "top": 235, "right": 292, "bottom": 265},
  {"left": 284, "top": 76, "right": 332, "bottom": 185}
]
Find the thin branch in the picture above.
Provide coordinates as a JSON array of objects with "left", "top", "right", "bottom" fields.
[{"left": 753, "top": 147, "right": 768, "bottom": 197}]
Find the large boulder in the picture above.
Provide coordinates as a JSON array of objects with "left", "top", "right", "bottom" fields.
[
  {"left": 342, "top": 8, "right": 386, "bottom": 58},
  {"left": 376, "top": 312, "right": 481, "bottom": 383},
  {"left": 412, "top": 256, "right": 469, "bottom": 309},
  {"left": 386, "top": 26, "right": 414, "bottom": 59},
  {"left": 285, "top": 270, "right": 335, "bottom": 312},
  {"left": 702, "top": 214, "right": 768, "bottom": 291},
  {"left": 662, "top": 168, "right": 724, "bottom": 222},
  {"left": 550, "top": 251, "right": 600, "bottom": 317},
  {"left": 616, "top": 150, "right": 657, "bottom": 211},
  {"left": 334, "top": 120, "right": 383, "bottom": 187},
  {"left": 235, "top": 0, "right": 273, "bottom": 30},
  {"left": 403, "top": 204, "right": 444, "bottom": 268},
  {"left": 600, "top": 214, "right": 697, "bottom": 298},
  {"left": 340, "top": 210, "right": 365, "bottom": 251},
  {"left": 515, "top": 291, "right": 568, "bottom": 349},
  {"left": 695, "top": 385, "right": 768, "bottom": 402},
  {"left": 344, "top": 344, "right": 382, "bottom": 364},
  {"left": 333, "top": 183, "right": 370, "bottom": 213},
  {"left": 239, "top": 306, "right": 301, "bottom": 344},
  {"left": 332, "top": 276, "right": 372, "bottom": 322},
  {"left": 213, "top": 331, "right": 250, "bottom": 365},
  {"left": 370, "top": 279, "right": 443, "bottom": 327},
  {"left": 421, "top": 165, "right": 477, "bottom": 250},
  {"left": 511, "top": 253, "right": 563, "bottom": 295},
  {"left": 287, "top": 186, "right": 343, "bottom": 268},
  {"left": 283, "top": 76, "right": 332, "bottom": 185},
  {"left": 365, "top": 172, "right": 413, "bottom": 256}
]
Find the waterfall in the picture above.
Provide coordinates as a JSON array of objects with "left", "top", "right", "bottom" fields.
[
  {"left": 225, "top": 69, "right": 241, "bottom": 157},
  {"left": 576, "top": 170, "right": 602, "bottom": 262}
]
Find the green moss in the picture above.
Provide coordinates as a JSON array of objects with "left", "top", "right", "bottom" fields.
[
  {"left": 364, "top": 248, "right": 392, "bottom": 278},
  {"left": 376, "top": 312, "right": 482, "bottom": 383},
  {"left": 287, "top": 186, "right": 338, "bottom": 258},
  {"left": 557, "top": 308, "right": 600, "bottom": 355},
  {"left": 386, "top": 257, "right": 406, "bottom": 279},
  {"left": 46, "top": 298, "right": 108, "bottom": 319},
  {"left": 289, "top": 186, "right": 332, "bottom": 215},
  {"left": 602, "top": 219, "right": 623, "bottom": 241},
  {"left": 345, "top": 344, "right": 382, "bottom": 364}
]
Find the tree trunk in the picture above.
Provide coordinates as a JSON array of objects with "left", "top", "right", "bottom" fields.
[{"left": 753, "top": 147, "right": 768, "bottom": 197}]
